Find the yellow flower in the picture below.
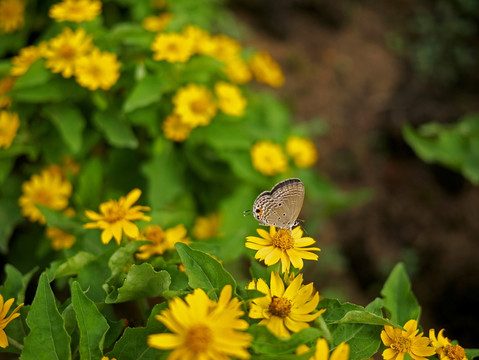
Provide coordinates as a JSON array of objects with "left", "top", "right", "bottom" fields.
[
  {"left": 83, "top": 189, "right": 151, "bottom": 245},
  {"left": 0, "top": 111, "right": 19, "bottom": 149},
  {"left": 136, "top": 224, "right": 190, "bottom": 259},
  {"left": 46, "top": 227, "right": 75, "bottom": 250},
  {"left": 297, "top": 339, "right": 350, "bottom": 360},
  {"left": 286, "top": 136, "right": 318, "bottom": 168},
  {"left": 250, "top": 140, "right": 288, "bottom": 176},
  {"left": 148, "top": 285, "right": 252, "bottom": 359},
  {"left": 101, "top": 357, "right": 117, "bottom": 360},
  {"left": 214, "top": 81, "right": 247, "bottom": 117},
  {"left": 49, "top": 0, "right": 102, "bottom": 23},
  {"left": 142, "top": 13, "right": 171, "bottom": 32},
  {"left": 75, "top": 48, "right": 121, "bottom": 91},
  {"left": 0, "top": 77, "right": 15, "bottom": 108},
  {"left": 249, "top": 272, "right": 324, "bottom": 338},
  {"left": 429, "top": 329, "right": 467, "bottom": 360},
  {"left": 0, "top": 0, "right": 26, "bottom": 33},
  {"left": 223, "top": 57, "right": 252, "bottom": 84},
  {"left": 44, "top": 27, "right": 93, "bottom": 78},
  {"left": 250, "top": 51, "right": 285, "bottom": 88},
  {"left": 19, "top": 170, "right": 72, "bottom": 224},
  {"left": 10, "top": 43, "right": 47, "bottom": 77},
  {"left": 246, "top": 226, "right": 320, "bottom": 273},
  {"left": 207, "top": 34, "right": 242, "bottom": 62},
  {"left": 0, "top": 295, "right": 23, "bottom": 348},
  {"left": 162, "top": 113, "right": 193, "bottom": 142},
  {"left": 192, "top": 213, "right": 221, "bottom": 240},
  {"left": 381, "top": 319, "right": 435, "bottom": 360},
  {"left": 151, "top": 32, "right": 195, "bottom": 63},
  {"left": 181, "top": 25, "right": 217, "bottom": 56},
  {"left": 173, "top": 83, "right": 217, "bottom": 127}
]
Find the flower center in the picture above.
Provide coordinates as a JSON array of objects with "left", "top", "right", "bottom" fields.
[
  {"left": 146, "top": 228, "right": 165, "bottom": 244},
  {"left": 104, "top": 203, "right": 127, "bottom": 223},
  {"left": 186, "top": 324, "right": 213, "bottom": 353},
  {"left": 444, "top": 344, "right": 465, "bottom": 360},
  {"left": 60, "top": 45, "right": 76, "bottom": 60},
  {"left": 269, "top": 295, "right": 292, "bottom": 318},
  {"left": 191, "top": 99, "right": 207, "bottom": 113},
  {"left": 272, "top": 229, "right": 294, "bottom": 250},
  {"left": 391, "top": 337, "right": 411, "bottom": 352},
  {"left": 34, "top": 189, "right": 53, "bottom": 206},
  {"left": 87, "top": 64, "right": 103, "bottom": 78}
]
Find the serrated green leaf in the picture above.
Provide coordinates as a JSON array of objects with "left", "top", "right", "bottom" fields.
[
  {"left": 105, "top": 263, "right": 171, "bottom": 303},
  {"left": 43, "top": 104, "right": 85, "bottom": 153},
  {"left": 333, "top": 310, "right": 398, "bottom": 327},
  {"left": 93, "top": 109, "right": 138, "bottom": 148},
  {"left": 175, "top": 243, "right": 236, "bottom": 299},
  {"left": 71, "top": 281, "right": 110, "bottom": 360},
  {"left": 54, "top": 251, "right": 96, "bottom": 279},
  {"left": 380, "top": 263, "right": 421, "bottom": 326},
  {"left": 123, "top": 75, "right": 165, "bottom": 113},
  {"left": 22, "top": 273, "right": 72, "bottom": 360}
]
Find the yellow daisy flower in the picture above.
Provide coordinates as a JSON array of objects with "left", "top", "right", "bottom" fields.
[
  {"left": 142, "top": 13, "right": 172, "bottom": 32},
  {"left": 249, "top": 272, "right": 324, "bottom": 338},
  {"left": 0, "top": 77, "right": 15, "bottom": 108},
  {"left": 148, "top": 285, "right": 252, "bottom": 359},
  {"left": 246, "top": 226, "right": 320, "bottom": 273},
  {"left": 151, "top": 32, "right": 195, "bottom": 63},
  {"left": 214, "top": 81, "right": 247, "bottom": 117},
  {"left": 10, "top": 43, "right": 47, "bottom": 77},
  {"left": 136, "top": 224, "right": 190, "bottom": 259},
  {"left": 207, "top": 34, "right": 242, "bottom": 62},
  {"left": 46, "top": 227, "right": 75, "bottom": 250},
  {"left": 0, "top": 295, "right": 23, "bottom": 348},
  {"left": 297, "top": 338, "right": 350, "bottom": 360},
  {"left": 162, "top": 113, "right": 193, "bottom": 142},
  {"left": 0, "top": 111, "right": 19, "bottom": 149},
  {"left": 286, "top": 136, "right": 319, "bottom": 168},
  {"left": 223, "top": 57, "right": 252, "bottom": 84},
  {"left": 381, "top": 319, "right": 435, "bottom": 360},
  {"left": 101, "top": 357, "right": 116, "bottom": 360},
  {"left": 192, "top": 213, "right": 221, "bottom": 240},
  {"left": 173, "top": 83, "right": 217, "bottom": 127},
  {"left": 0, "top": 0, "right": 26, "bottom": 33},
  {"left": 83, "top": 189, "right": 151, "bottom": 245},
  {"left": 44, "top": 27, "right": 93, "bottom": 78},
  {"left": 18, "top": 169, "right": 72, "bottom": 224},
  {"left": 429, "top": 329, "right": 467, "bottom": 360},
  {"left": 181, "top": 25, "right": 217, "bottom": 56},
  {"left": 49, "top": 0, "right": 102, "bottom": 23},
  {"left": 75, "top": 48, "right": 121, "bottom": 91},
  {"left": 250, "top": 51, "right": 285, "bottom": 88},
  {"left": 250, "top": 140, "right": 288, "bottom": 176}
]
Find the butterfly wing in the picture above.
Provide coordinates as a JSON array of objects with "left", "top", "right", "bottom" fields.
[{"left": 270, "top": 179, "right": 304, "bottom": 229}]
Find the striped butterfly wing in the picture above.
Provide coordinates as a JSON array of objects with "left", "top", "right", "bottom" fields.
[{"left": 270, "top": 179, "right": 304, "bottom": 229}]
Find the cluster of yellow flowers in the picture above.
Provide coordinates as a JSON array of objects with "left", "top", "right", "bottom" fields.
[{"left": 251, "top": 136, "right": 319, "bottom": 176}]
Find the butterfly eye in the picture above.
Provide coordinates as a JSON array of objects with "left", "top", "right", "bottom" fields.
[{"left": 255, "top": 208, "right": 262, "bottom": 214}]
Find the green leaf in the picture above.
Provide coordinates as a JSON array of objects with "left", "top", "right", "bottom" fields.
[
  {"left": 54, "top": 251, "right": 96, "bottom": 279},
  {"left": 0, "top": 264, "right": 36, "bottom": 304},
  {"left": 105, "top": 263, "right": 171, "bottom": 303},
  {"left": 123, "top": 75, "right": 165, "bottom": 113},
  {"left": 13, "top": 59, "right": 50, "bottom": 89},
  {"left": 71, "top": 281, "right": 110, "bottom": 360},
  {"left": 108, "top": 241, "right": 148, "bottom": 277},
  {"left": 380, "top": 263, "right": 421, "bottom": 326},
  {"left": 75, "top": 157, "right": 103, "bottom": 209},
  {"left": 175, "top": 243, "right": 236, "bottom": 299},
  {"left": 43, "top": 104, "right": 86, "bottom": 153},
  {"left": 37, "top": 206, "right": 82, "bottom": 233},
  {"left": 22, "top": 273, "right": 72, "bottom": 360},
  {"left": 93, "top": 109, "right": 139, "bottom": 149},
  {"left": 250, "top": 325, "right": 321, "bottom": 355},
  {"left": 465, "top": 349, "right": 479, "bottom": 360},
  {"left": 0, "top": 197, "right": 22, "bottom": 253}
]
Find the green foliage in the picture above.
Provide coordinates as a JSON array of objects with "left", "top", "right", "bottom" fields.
[
  {"left": 0, "top": 0, "right": 475, "bottom": 358},
  {"left": 403, "top": 114, "right": 479, "bottom": 184}
]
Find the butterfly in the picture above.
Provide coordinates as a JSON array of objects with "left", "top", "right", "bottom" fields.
[{"left": 247, "top": 178, "right": 304, "bottom": 230}]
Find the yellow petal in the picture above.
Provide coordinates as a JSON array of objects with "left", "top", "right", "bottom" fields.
[
  {"left": 331, "top": 342, "right": 350, "bottom": 360},
  {"left": 314, "top": 338, "right": 329, "bottom": 359},
  {"left": 270, "top": 272, "right": 285, "bottom": 297},
  {"left": 147, "top": 333, "right": 183, "bottom": 349}
]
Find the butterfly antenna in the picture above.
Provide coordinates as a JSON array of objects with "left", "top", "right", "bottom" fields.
[{"left": 243, "top": 209, "right": 252, "bottom": 216}]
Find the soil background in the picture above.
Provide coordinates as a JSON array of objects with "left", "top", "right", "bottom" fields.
[{"left": 232, "top": 0, "right": 479, "bottom": 348}]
